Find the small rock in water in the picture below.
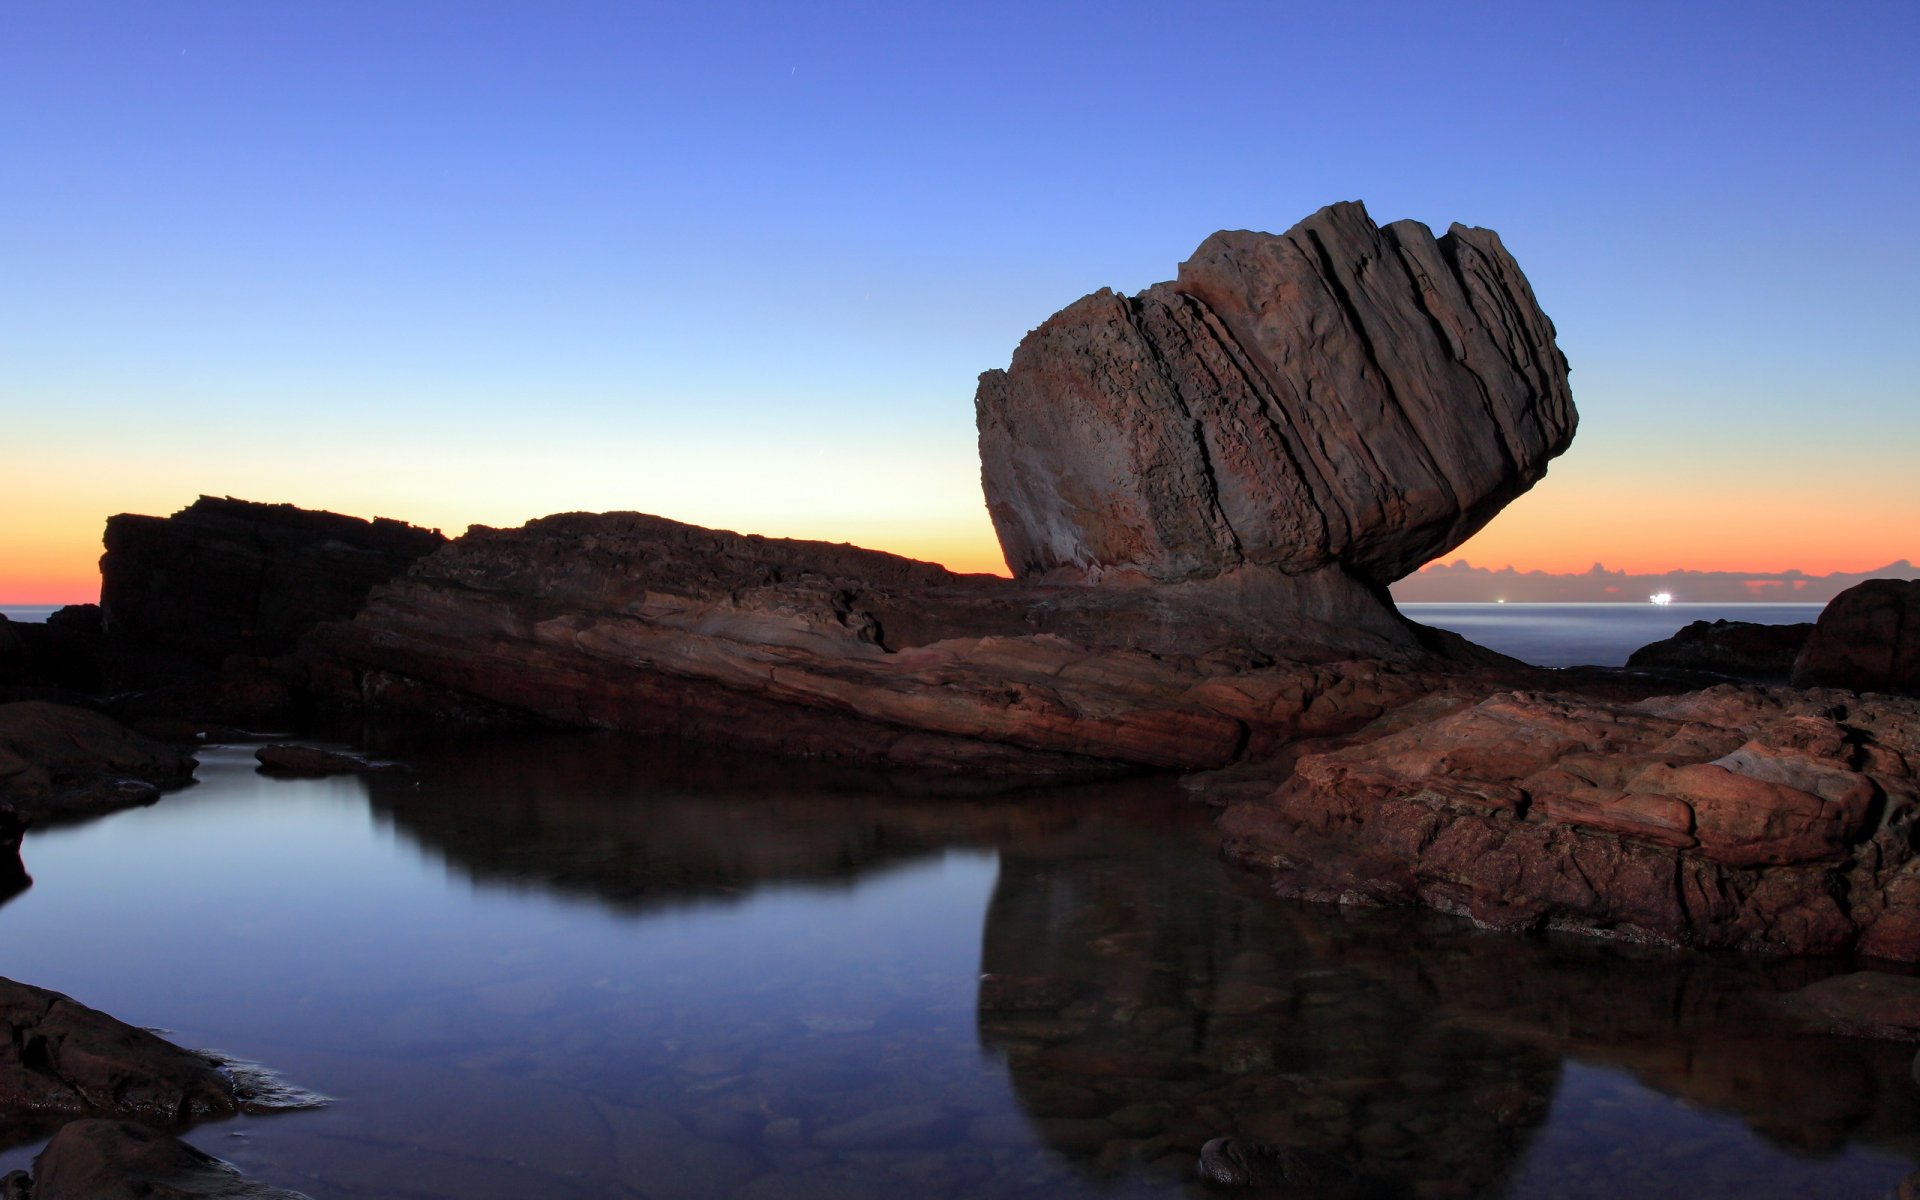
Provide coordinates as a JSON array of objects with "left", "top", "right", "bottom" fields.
[{"left": 255, "top": 744, "right": 400, "bottom": 776}]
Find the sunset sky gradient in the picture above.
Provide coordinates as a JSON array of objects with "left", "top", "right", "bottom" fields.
[{"left": 4, "top": 2, "right": 1916, "bottom": 603}]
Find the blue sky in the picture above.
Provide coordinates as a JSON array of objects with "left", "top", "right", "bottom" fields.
[{"left": 4, "top": 1, "right": 1916, "bottom": 597}]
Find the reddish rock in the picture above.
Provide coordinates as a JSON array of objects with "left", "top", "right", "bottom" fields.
[
  {"left": 0, "top": 702, "right": 195, "bottom": 821},
  {"left": 976, "top": 201, "right": 1574, "bottom": 588},
  {"left": 1626, "top": 618, "right": 1813, "bottom": 681},
  {"left": 1215, "top": 686, "right": 1920, "bottom": 958},
  {"left": 24, "top": 1119, "right": 311, "bottom": 1199},
  {"left": 1793, "top": 578, "right": 1920, "bottom": 696},
  {"left": 298, "top": 512, "right": 1514, "bottom": 776},
  {"left": 101, "top": 495, "right": 444, "bottom": 668}
]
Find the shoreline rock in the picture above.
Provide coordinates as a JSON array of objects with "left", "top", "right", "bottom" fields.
[
  {"left": 1793, "top": 578, "right": 1920, "bottom": 696},
  {"left": 1625, "top": 618, "right": 1813, "bottom": 682},
  {"left": 0, "top": 702, "right": 195, "bottom": 823},
  {"left": 1, "top": 978, "right": 240, "bottom": 1143},
  {"left": 1215, "top": 684, "right": 1920, "bottom": 959}
]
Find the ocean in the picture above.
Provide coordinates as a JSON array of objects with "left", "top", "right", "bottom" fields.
[{"left": 1401, "top": 602, "right": 1823, "bottom": 668}]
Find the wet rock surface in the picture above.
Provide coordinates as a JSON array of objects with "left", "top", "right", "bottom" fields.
[
  {"left": 0, "top": 979, "right": 239, "bottom": 1146},
  {"left": 1793, "top": 578, "right": 1920, "bottom": 696},
  {"left": 16, "top": 1119, "right": 311, "bottom": 1199},
  {"left": 0, "top": 702, "right": 195, "bottom": 822},
  {"left": 1215, "top": 684, "right": 1920, "bottom": 958}
]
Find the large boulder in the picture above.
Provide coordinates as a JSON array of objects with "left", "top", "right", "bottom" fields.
[
  {"left": 100, "top": 496, "right": 445, "bottom": 668},
  {"left": 1793, "top": 578, "right": 1920, "bottom": 695},
  {"left": 976, "top": 201, "right": 1575, "bottom": 586}
]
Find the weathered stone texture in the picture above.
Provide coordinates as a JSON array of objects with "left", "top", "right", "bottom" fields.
[{"left": 977, "top": 201, "right": 1575, "bottom": 585}]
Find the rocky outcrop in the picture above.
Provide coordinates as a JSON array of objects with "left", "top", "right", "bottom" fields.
[
  {"left": 0, "top": 978, "right": 239, "bottom": 1141},
  {"left": 0, "top": 609, "right": 102, "bottom": 697},
  {"left": 1626, "top": 618, "right": 1813, "bottom": 682},
  {"left": 976, "top": 201, "right": 1575, "bottom": 587},
  {"left": 10, "top": 1119, "right": 311, "bottom": 1199},
  {"left": 297, "top": 203, "right": 1576, "bottom": 773},
  {"left": 0, "top": 702, "right": 195, "bottom": 821},
  {"left": 1216, "top": 685, "right": 1920, "bottom": 959},
  {"left": 101, "top": 495, "right": 444, "bottom": 669},
  {"left": 1793, "top": 578, "right": 1920, "bottom": 696},
  {"left": 300, "top": 511, "right": 1518, "bottom": 776}
]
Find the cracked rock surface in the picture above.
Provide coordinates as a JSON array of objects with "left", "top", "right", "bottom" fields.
[{"left": 977, "top": 200, "right": 1575, "bottom": 585}]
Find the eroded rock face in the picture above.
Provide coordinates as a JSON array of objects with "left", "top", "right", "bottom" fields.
[
  {"left": 1793, "top": 579, "right": 1920, "bottom": 696},
  {"left": 1215, "top": 685, "right": 1920, "bottom": 958},
  {"left": 977, "top": 201, "right": 1575, "bottom": 585},
  {"left": 101, "top": 495, "right": 444, "bottom": 668},
  {"left": 300, "top": 512, "right": 1516, "bottom": 776}
]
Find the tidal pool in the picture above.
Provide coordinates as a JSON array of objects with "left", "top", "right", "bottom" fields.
[{"left": 2, "top": 731, "right": 1915, "bottom": 1197}]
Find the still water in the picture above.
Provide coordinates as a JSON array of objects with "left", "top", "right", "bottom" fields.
[
  {"left": 1402, "top": 603, "right": 1822, "bottom": 668},
  {"left": 3, "top": 732, "right": 1916, "bottom": 1198}
]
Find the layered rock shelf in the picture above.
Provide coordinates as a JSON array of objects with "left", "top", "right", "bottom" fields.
[{"left": 1217, "top": 685, "right": 1920, "bottom": 958}]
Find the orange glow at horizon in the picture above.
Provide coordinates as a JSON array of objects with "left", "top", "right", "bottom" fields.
[{"left": 4, "top": 447, "right": 1914, "bottom": 604}]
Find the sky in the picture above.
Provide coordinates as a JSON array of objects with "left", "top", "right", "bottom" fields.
[{"left": 3, "top": 1, "right": 1917, "bottom": 603}]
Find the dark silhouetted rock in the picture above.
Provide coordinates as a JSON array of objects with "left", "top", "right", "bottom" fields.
[
  {"left": 0, "top": 979, "right": 238, "bottom": 1139},
  {"left": 101, "top": 495, "right": 444, "bottom": 668},
  {"left": 0, "top": 613, "right": 101, "bottom": 695},
  {"left": 1626, "top": 618, "right": 1813, "bottom": 681},
  {"left": 1793, "top": 579, "right": 1920, "bottom": 696},
  {"left": 1215, "top": 685, "right": 1920, "bottom": 959},
  {"left": 977, "top": 201, "right": 1574, "bottom": 588},
  {"left": 0, "top": 702, "right": 194, "bottom": 821},
  {"left": 25, "top": 1119, "right": 312, "bottom": 1199}
]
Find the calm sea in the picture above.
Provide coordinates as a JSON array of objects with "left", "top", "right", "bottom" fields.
[
  {"left": 0, "top": 606, "right": 59, "bottom": 623},
  {"left": 1403, "top": 602, "right": 1823, "bottom": 668},
  {"left": 1, "top": 733, "right": 1913, "bottom": 1198}
]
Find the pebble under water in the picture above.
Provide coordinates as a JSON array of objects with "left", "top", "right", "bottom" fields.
[{"left": 2, "top": 731, "right": 1916, "bottom": 1198}]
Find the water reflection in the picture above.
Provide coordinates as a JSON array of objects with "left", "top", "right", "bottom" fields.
[
  {"left": 4, "top": 732, "right": 1916, "bottom": 1197},
  {"left": 978, "top": 815, "right": 1920, "bottom": 1197}
]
